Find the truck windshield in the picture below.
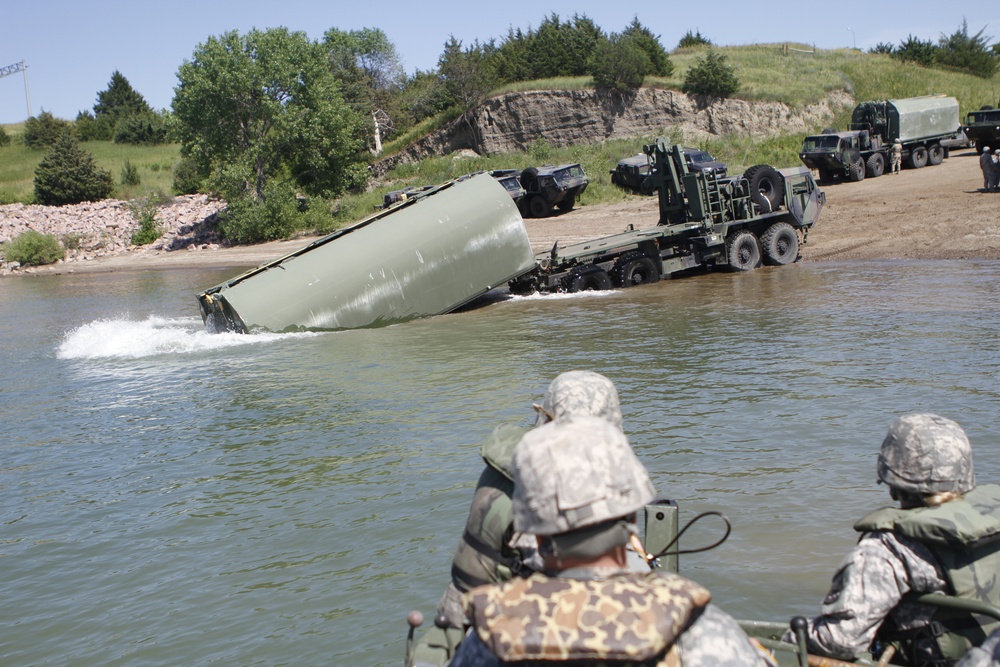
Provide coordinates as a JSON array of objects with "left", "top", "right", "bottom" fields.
[
  {"left": 967, "top": 111, "right": 1000, "bottom": 124},
  {"left": 555, "top": 165, "right": 585, "bottom": 183},
  {"left": 802, "top": 136, "right": 841, "bottom": 150}
]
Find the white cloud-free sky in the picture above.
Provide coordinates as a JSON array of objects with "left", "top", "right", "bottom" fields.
[{"left": 2, "top": 1, "right": 998, "bottom": 124}]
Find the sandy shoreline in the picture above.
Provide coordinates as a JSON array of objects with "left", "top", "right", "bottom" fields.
[{"left": 5, "top": 147, "right": 999, "bottom": 279}]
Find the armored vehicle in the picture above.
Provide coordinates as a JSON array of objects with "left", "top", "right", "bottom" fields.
[
  {"left": 509, "top": 138, "right": 824, "bottom": 295},
  {"left": 518, "top": 163, "right": 589, "bottom": 217},
  {"left": 488, "top": 169, "right": 525, "bottom": 205},
  {"left": 611, "top": 148, "right": 728, "bottom": 195},
  {"left": 961, "top": 106, "right": 1000, "bottom": 154},
  {"left": 799, "top": 95, "right": 960, "bottom": 182}
]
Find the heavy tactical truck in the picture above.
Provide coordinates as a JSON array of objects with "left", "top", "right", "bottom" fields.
[
  {"left": 799, "top": 95, "right": 960, "bottom": 182},
  {"left": 509, "top": 138, "right": 824, "bottom": 295},
  {"left": 961, "top": 106, "right": 1000, "bottom": 154}
]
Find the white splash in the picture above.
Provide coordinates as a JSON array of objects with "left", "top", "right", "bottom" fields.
[{"left": 56, "top": 315, "right": 319, "bottom": 360}]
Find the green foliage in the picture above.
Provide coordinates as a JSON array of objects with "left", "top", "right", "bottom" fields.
[
  {"left": 120, "top": 159, "right": 140, "bottom": 186},
  {"left": 893, "top": 35, "right": 938, "bottom": 67},
  {"left": 219, "top": 180, "right": 328, "bottom": 244},
  {"left": 23, "top": 111, "right": 72, "bottom": 149},
  {"left": 95, "top": 71, "right": 152, "bottom": 124},
  {"left": 682, "top": 49, "right": 739, "bottom": 97},
  {"left": 0, "top": 125, "right": 9, "bottom": 147},
  {"left": 870, "top": 42, "right": 895, "bottom": 55},
  {"left": 438, "top": 36, "right": 499, "bottom": 111},
  {"left": 173, "top": 27, "right": 369, "bottom": 208},
  {"left": 590, "top": 34, "right": 649, "bottom": 91},
  {"left": 33, "top": 134, "right": 114, "bottom": 205},
  {"left": 1, "top": 230, "right": 64, "bottom": 266},
  {"left": 114, "top": 112, "right": 168, "bottom": 145},
  {"left": 494, "top": 13, "right": 604, "bottom": 82},
  {"left": 678, "top": 30, "right": 712, "bottom": 49},
  {"left": 128, "top": 197, "right": 162, "bottom": 245},
  {"left": 74, "top": 110, "right": 108, "bottom": 142},
  {"left": 172, "top": 154, "right": 204, "bottom": 194},
  {"left": 936, "top": 20, "right": 997, "bottom": 78},
  {"left": 621, "top": 18, "right": 673, "bottom": 77}
]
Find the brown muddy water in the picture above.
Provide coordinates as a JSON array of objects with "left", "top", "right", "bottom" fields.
[{"left": 2, "top": 260, "right": 999, "bottom": 665}]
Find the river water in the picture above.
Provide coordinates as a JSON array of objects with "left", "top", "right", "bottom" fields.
[{"left": 2, "top": 260, "right": 999, "bottom": 666}]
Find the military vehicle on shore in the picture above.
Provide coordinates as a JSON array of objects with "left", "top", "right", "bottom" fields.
[
  {"left": 799, "top": 95, "right": 961, "bottom": 182},
  {"left": 517, "top": 163, "right": 589, "bottom": 217},
  {"left": 961, "top": 106, "right": 1000, "bottom": 154},
  {"left": 611, "top": 147, "right": 728, "bottom": 195}
]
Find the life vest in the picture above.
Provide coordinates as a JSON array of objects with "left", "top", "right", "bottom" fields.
[
  {"left": 854, "top": 484, "right": 1000, "bottom": 663},
  {"left": 450, "top": 424, "right": 524, "bottom": 592},
  {"left": 464, "top": 571, "right": 710, "bottom": 665}
]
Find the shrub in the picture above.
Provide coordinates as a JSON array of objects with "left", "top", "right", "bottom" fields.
[
  {"left": 590, "top": 35, "right": 649, "bottom": 91},
  {"left": 114, "top": 113, "right": 168, "bottom": 145},
  {"left": 1, "top": 230, "right": 65, "bottom": 266},
  {"left": 129, "top": 197, "right": 163, "bottom": 245},
  {"left": 678, "top": 30, "right": 712, "bottom": 49},
  {"left": 893, "top": 35, "right": 938, "bottom": 67},
  {"left": 0, "top": 125, "right": 10, "bottom": 147},
  {"left": 682, "top": 49, "right": 740, "bottom": 98},
  {"left": 120, "top": 160, "right": 140, "bottom": 186},
  {"left": 33, "top": 134, "right": 114, "bottom": 205},
  {"left": 74, "top": 110, "right": 111, "bottom": 142},
  {"left": 218, "top": 182, "right": 305, "bottom": 244},
  {"left": 936, "top": 20, "right": 998, "bottom": 78},
  {"left": 172, "top": 155, "right": 205, "bottom": 195},
  {"left": 870, "top": 42, "right": 895, "bottom": 55},
  {"left": 23, "top": 110, "right": 72, "bottom": 149}
]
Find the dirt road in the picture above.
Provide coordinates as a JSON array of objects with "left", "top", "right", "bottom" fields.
[{"left": 14, "top": 147, "right": 1000, "bottom": 276}]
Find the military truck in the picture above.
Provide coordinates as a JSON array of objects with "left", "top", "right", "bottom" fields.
[
  {"left": 611, "top": 148, "right": 728, "bottom": 195},
  {"left": 799, "top": 95, "right": 960, "bottom": 182},
  {"left": 518, "top": 163, "right": 589, "bottom": 218},
  {"left": 508, "top": 138, "right": 824, "bottom": 295},
  {"left": 961, "top": 106, "right": 1000, "bottom": 154}
]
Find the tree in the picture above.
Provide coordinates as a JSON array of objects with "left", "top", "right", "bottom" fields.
[
  {"left": 527, "top": 13, "right": 603, "bottom": 79},
  {"left": 172, "top": 27, "right": 369, "bottom": 226},
  {"left": 438, "top": 36, "right": 498, "bottom": 111},
  {"left": 893, "top": 35, "right": 938, "bottom": 67},
  {"left": 90, "top": 71, "right": 154, "bottom": 141},
  {"left": 870, "top": 42, "right": 895, "bottom": 55},
  {"left": 936, "top": 19, "right": 998, "bottom": 78},
  {"left": 678, "top": 30, "right": 712, "bottom": 49},
  {"left": 682, "top": 49, "right": 739, "bottom": 98},
  {"left": 33, "top": 134, "right": 114, "bottom": 205},
  {"left": 590, "top": 34, "right": 650, "bottom": 91},
  {"left": 0, "top": 125, "right": 10, "bottom": 147},
  {"left": 621, "top": 18, "right": 673, "bottom": 77},
  {"left": 22, "top": 110, "right": 72, "bottom": 149}
]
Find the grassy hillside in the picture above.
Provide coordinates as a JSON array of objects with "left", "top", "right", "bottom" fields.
[{"left": 3, "top": 44, "right": 998, "bottom": 227}]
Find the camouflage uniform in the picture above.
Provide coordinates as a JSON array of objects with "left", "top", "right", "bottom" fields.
[
  {"left": 452, "top": 417, "right": 768, "bottom": 667},
  {"left": 980, "top": 149, "right": 998, "bottom": 190},
  {"left": 892, "top": 140, "right": 903, "bottom": 174},
  {"left": 788, "top": 414, "right": 1000, "bottom": 665},
  {"left": 956, "top": 628, "right": 1000, "bottom": 667},
  {"left": 436, "top": 371, "right": 625, "bottom": 627}
]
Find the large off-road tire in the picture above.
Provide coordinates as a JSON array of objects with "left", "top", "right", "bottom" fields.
[
  {"left": 865, "top": 153, "right": 885, "bottom": 178},
  {"left": 848, "top": 156, "right": 866, "bottom": 182},
  {"left": 909, "top": 146, "right": 928, "bottom": 169},
  {"left": 760, "top": 222, "right": 800, "bottom": 266},
  {"left": 928, "top": 143, "right": 944, "bottom": 166},
  {"left": 743, "top": 165, "right": 785, "bottom": 212},
  {"left": 556, "top": 195, "right": 575, "bottom": 212},
  {"left": 519, "top": 167, "right": 539, "bottom": 189},
  {"left": 817, "top": 167, "right": 835, "bottom": 183},
  {"left": 566, "top": 265, "right": 613, "bottom": 292},
  {"left": 528, "top": 195, "right": 552, "bottom": 218},
  {"left": 726, "top": 230, "right": 762, "bottom": 271},
  {"left": 639, "top": 177, "right": 655, "bottom": 195},
  {"left": 611, "top": 251, "right": 660, "bottom": 287}
]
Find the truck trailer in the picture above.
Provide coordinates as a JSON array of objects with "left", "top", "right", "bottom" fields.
[{"left": 799, "top": 95, "right": 960, "bottom": 182}]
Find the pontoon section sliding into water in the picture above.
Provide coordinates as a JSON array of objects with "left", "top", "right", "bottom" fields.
[{"left": 199, "top": 174, "right": 537, "bottom": 333}]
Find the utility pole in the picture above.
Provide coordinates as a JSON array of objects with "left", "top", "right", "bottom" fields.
[{"left": 0, "top": 60, "right": 32, "bottom": 118}]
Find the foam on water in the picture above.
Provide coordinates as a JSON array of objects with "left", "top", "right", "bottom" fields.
[{"left": 56, "top": 315, "right": 320, "bottom": 360}]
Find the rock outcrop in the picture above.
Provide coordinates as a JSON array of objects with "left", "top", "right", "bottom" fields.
[{"left": 373, "top": 88, "right": 854, "bottom": 175}]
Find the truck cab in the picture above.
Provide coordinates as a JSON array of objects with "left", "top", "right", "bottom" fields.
[{"left": 799, "top": 132, "right": 864, "bottom": 182}]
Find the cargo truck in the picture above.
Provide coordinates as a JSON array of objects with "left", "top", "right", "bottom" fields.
[
  {"left": 961, "top": 106, "right": 1000, "bottom": 154},
  {"left": 799, "top": 95, "right": 960, "bottom": 182}
]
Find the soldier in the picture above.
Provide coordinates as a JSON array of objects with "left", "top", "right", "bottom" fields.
[
  {"left": 955, "top": 629, "right": 1000, "bottom": 667},
  {"left": 993, "top": 150, "right": 1000, "bottom": 191},
  {"left": 451, "top": 416, "right": 771, "bottom": 667},
  {"left": 891, "top": 138, "right": 903, "bottom": 175},
  {"left": 435, "top": 371, "right": 626, "bottom": 628},
  {"left": 785, "top": 414, "right": 1000, "bottom": 665},
  {"left": 980, "top": 146, "right": 998, "bottom": 191}
]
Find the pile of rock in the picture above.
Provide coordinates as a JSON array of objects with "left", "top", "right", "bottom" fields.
[{"left": 0, "top": 194, "right": 227, "bottom": 274}]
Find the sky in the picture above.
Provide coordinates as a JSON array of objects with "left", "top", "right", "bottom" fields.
[{"left": 2, "top": 1, "right": 998, "bottom": 124}]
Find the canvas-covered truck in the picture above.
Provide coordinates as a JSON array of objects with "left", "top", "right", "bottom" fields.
[
  {"left": 508, "top": 138, "right": 824, "bottom": 295},
  {"left": 961, "top": 106, "right": 1000, "bottom": 154},
  {"left": 799, "top": 95, "right": 960, "bottom": 182}
]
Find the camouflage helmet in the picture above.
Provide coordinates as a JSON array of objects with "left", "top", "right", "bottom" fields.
[
  {"left": 877, "top": 413, "right": 975, "bottom": 495},
  {"left": 534, "top": 370, "right": 623, "bottom": 430},
  {"left": 512, "top": 415, "right": 655, "bottom": 535}
]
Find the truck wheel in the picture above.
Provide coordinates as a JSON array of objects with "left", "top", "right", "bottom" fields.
[
  {"left": 639, "top": 177, "right": 655, "bottom": 195},
  {"left": 928, "top": 144, "right": 944, "bottom": 165},
  {"left": 556, "top": 195, "right": 575, "bottom": 212},
  {"left": 612, "top": 251, "right": 660, "bottom": 287},
  {"left": 909, "top": 146, "right": 928, "bottom": 168},
  {"left": 848, "top": 156, "right": 865, "bottom": 182},
  {"left": 760, "top": 222, "right": 799, "bottom": 265},
  {"left": 566, "top": 265, "right": 612, "bottom": 292},
  {"left": 817, "top": 167, "right": 835, "bottom": 183},
  {"left": 743, "top": 165, "right": 785, "bottom": 211},
  {"left": 726, "top": 230, "right": 761, "bottom": 271},
  {"left": 520, "top": 167, "right": 539, "bottom": 190},
  {"left": 528, "top": 196, "right": 552, "bottom": 218},
  {"left": 865, "top": 153, "right": 885, "bottom": 178}
]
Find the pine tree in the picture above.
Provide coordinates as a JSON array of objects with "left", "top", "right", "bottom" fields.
[{"left": 33, "top": 134, "right": 114, "bottom": 205}]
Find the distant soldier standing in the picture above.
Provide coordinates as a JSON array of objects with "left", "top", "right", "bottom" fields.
[
  {"left": 980, "top": 146, "right": 998, "bottom": 191},
  {"left": 891, "top": 138, "right": 903, "bottom": 175},
  {"left": 785, "top": 414, "right": 1000, "bottom": 666}
]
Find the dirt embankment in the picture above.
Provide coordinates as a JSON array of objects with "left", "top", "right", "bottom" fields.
[{"left": 3, "top": 147, "right": 998, "bottom": 278}]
